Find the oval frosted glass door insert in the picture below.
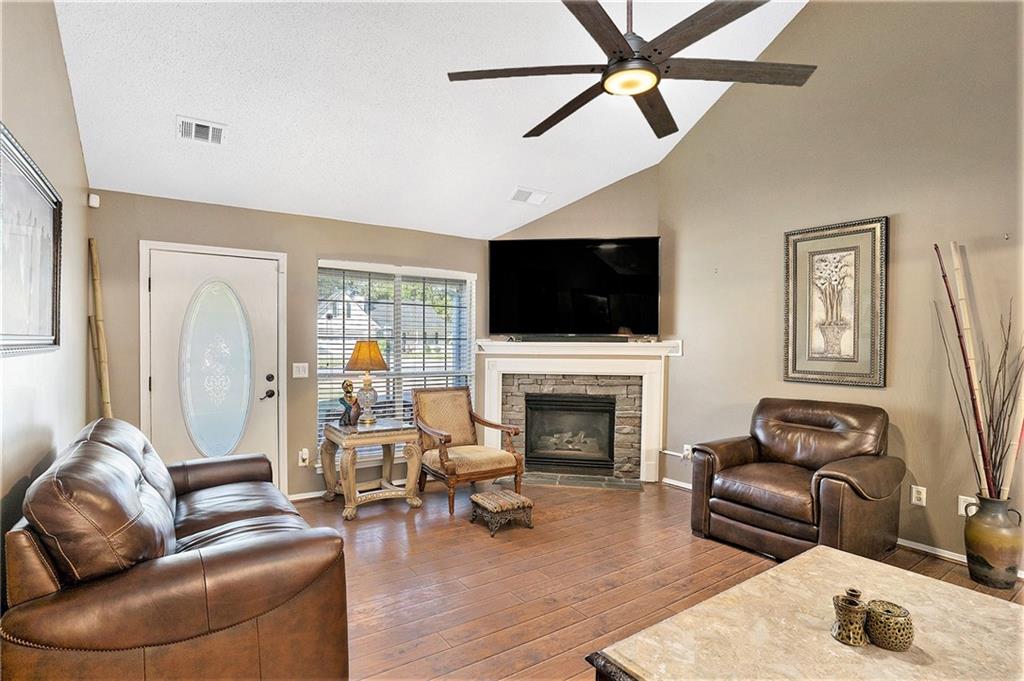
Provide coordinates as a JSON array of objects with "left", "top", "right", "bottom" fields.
[{"left": 179, "top": 281, "right": 253, "bottom": 457}]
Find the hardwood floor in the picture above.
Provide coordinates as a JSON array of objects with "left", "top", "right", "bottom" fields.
[{"left": 297, "top": 481, "right": 1020, "bottom": 681}]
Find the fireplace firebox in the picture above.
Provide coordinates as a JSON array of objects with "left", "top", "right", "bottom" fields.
[{"left": 524, "top": 393, "right": 615, "bottom": 474}]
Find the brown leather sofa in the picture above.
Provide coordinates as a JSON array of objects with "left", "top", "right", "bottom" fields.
[
  {"left": 1, "top": 418, "right": 348, "bottom": 680},
  {"left": 691, "top": 398, "right": 905, "bottom": 561}
]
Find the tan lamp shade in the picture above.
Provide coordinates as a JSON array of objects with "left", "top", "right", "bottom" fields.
[{"left": 346, "top": 340, "right": 388, "bottom": 372}]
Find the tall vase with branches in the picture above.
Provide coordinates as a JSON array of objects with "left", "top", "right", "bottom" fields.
[{"left": 934, "top": 243, "right": 1023, "bottom": 589}]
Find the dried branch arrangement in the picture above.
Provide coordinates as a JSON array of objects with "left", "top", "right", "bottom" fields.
[{"left": 934, "top": 242, "right": 1023, "bottom": 499}]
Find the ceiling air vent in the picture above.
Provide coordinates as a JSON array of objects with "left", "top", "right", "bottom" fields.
[
  {"left": 177, "top": 116, "right": 225, "bottom": 145},
  {"left": 511, "top": 186, "right": 550, "bottom": 206}
]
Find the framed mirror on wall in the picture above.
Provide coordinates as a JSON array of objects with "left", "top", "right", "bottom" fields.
[{"left": 1, "top": 122, "right": 63, "bottom": 353}]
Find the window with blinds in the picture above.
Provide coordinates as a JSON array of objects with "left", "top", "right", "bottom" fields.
[{"left": 316, "top": 264, "right": 475, "bottom": 459}]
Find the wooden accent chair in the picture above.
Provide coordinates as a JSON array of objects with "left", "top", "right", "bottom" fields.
[{"left": 413, "top": 386, "right": 523, "bottom": 515}]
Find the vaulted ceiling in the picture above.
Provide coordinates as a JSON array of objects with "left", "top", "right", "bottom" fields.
[{"left": 55, "top": 1, "right": 806, "bottom": 239}]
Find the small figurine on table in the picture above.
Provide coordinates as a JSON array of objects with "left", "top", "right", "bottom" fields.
[{"left": 338, "top": 379, "right": 362, "bottom": 426}]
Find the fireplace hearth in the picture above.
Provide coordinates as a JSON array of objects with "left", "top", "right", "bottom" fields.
[{"left": 524, "top": 393, "right": 615, "bottom": 475}]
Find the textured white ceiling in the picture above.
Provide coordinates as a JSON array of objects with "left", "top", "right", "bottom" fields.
[{"left": 55, "top": 1, "right": 806, "bottom": 239}]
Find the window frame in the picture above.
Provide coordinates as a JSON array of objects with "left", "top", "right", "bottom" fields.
[{"left": 316, "top": 259, "right": 477, "bottom": 470}]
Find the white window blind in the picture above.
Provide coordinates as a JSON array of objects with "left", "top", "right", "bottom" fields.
[{"left": 316, "top": 265, "right": 475, "bottom": 459}]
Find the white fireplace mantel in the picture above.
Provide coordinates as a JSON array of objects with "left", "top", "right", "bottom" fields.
[
  {"left": 476, "top": 339, "right": 681, "bottom": 357},
  {"left": 479, "top": 340, "right": 675, "bottom": 483}
]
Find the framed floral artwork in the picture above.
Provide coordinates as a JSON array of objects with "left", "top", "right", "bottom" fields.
[
  {"left": 783, "top": 217, "right": 888, "bottom": 387},
  {"left": 1, "top": 122, "right": 62, "bottom": 353}
]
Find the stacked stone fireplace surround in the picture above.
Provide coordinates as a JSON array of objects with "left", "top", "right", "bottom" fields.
[{"left": 500, "top": 374, "right": 643, "bottom": 479}]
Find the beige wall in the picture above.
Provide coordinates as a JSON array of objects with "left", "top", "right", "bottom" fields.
[
  {"left": 87, "top": 191, "right": 488, "bottom": 496},
  {"left": 658, "top": 1, "right": 1022, "bottom": 554},
  {"left": 1, "top": 2, "right": 90, "bottom": 540},
  {"left": 499, "top": 167, "right": 659, "bottom": 241}
]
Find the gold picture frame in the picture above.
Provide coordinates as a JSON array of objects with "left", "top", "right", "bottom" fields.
[{"left": 784, "top": 217, "right": 888, "bottom": 387}]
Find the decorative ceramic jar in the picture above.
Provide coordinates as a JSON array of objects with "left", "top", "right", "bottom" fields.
[
  {"left": 866, "top": 600, "right": 914, "bottom": 652},
  {"left": 831, "top": 595, "right": 868, "bottom": 647},
  {"left": 964, "top": 495, "right": 1023, "bottom": 590}
]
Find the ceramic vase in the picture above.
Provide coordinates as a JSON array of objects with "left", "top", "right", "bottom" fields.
[
  {"left": 866, "top": 600, "right": 914, "bottom": 652},
  {"left": 964, "top": 495, "right": 1023, "bottom": 590},
  {"left": 831, "top": 595, "right": 868, "bottom": 647}
]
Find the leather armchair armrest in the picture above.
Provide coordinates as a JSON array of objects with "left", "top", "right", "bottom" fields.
[
  {"left": 167, "top": 454, "right": 273, "bottom": 495},
  {"left": 691, "top": 436, "right": 758, "bottom": 537},
  {"left": 813, "top": 455, "right": 906, "bottom": 501},
  {"left": 0, "top": 528, "right": 343, "bottom": 650},
  {"left": 693, "top": 436, "right": 759, "bottom": 473}
]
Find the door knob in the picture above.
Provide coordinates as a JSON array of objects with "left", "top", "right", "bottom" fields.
[{"left": 259, "top": 389, "right": 276, "bottom": 401}]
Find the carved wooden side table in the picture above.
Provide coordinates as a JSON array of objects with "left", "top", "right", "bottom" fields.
[{"left": 319, "top": 420, "right": 422, "bottom": 521}]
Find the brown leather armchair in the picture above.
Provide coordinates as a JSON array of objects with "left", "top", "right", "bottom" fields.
[
  {"left": 691, "top": 398, "right": 905, "bottom": 561},
  {"left": 1, "top": 418, "right": 348, "bottom": 680}
]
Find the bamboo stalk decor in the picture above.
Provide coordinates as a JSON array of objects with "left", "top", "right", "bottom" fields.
[
  {"left": 89, "top": 238, "right": 113, "bottom": 419},
  {"left": 934, "top": 243, "right": 1023, "bottom": 500},
  {"left": 934, "top": 244, "right": 995, "bottom": 497},
  {"left": 948, "top": 242, "right": 990, "bottom": 491}
]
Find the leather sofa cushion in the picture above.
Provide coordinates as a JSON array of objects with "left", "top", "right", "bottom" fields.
[
  {"left": 174, "top": 481, "right": 301, "bottom": 538},
  {"left": 175, "top": 514, "right": 311, "bottom": 553},
  {"left": 751, "top": 398, "right": 888, "bottom": 470},
  {"left": 712, "top": 462, "right": 815, "bottom": 524},
  {"left": 75, "top": 419, "right": 177, "bottom": 509},
  {"left": 708, "top": 498, "right": 818, "bottom": 542},
  {"left": 23, "top": 419, "right": 177, "bottom": 583},
  {"left": 423, "top": 445, "right": 517, "bottom": 475}
]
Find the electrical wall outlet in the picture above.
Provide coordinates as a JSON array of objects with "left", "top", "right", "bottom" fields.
[
  {"left": 298, "top": 447, "right": 310, "bottom": 467},
  {"left": 910, "top": 485, "right": 927, "bottom": 507},
  {"left": 958, "top": 495, "right": 975, "bottom": 516},
  {"left": 682, "top": 444, "right": 693, "bottom": 459},
  {"left": 292, "top": 362, "right": 309, "bottom": 378}
]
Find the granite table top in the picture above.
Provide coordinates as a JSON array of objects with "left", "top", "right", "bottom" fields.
[{"left": 600, "top": 545, "right": 1023, "bottom": 680}]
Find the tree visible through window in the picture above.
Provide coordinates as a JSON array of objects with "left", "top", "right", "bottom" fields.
[{"left": 316, "top": 265, "right": 474, "bottom": 458}]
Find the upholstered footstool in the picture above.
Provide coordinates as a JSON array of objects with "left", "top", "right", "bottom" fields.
[{"left": 470, "top": 490, "right": 534, "bottom": 536}]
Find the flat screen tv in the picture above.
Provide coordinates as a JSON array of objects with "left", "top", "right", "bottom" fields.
[{"left": 489, "top": 237, "right": 659, "bottom": 337}]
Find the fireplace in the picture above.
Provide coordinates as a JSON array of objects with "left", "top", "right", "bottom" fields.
[{"left": 524, "top": 393, "right": 615, "bottom": 475}]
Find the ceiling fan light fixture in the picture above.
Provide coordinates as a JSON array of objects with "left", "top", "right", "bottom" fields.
[{"left": 602, "top": 58, "right": 659, "bottom": 96}]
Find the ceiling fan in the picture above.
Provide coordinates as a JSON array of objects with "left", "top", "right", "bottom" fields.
[{"left": 448, "top": 0, "right": 817, "bottom": 139}]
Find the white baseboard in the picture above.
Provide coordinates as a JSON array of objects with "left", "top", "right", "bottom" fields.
[
  {"left": 288, "top": 491, "right": 323, "bottom": 501},
  {"left": 896, "top": 538, "right": 1024, "bottom": 580},
  {"left": 661, "top": 477, "right": 692, "bottom": 490}
]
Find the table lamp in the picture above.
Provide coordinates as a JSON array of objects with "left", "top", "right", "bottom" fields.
[{"left": 346, "top": 340, "right": 388, "bottom": 425}]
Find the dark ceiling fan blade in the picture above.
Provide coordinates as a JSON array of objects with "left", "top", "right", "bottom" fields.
[
  {"left": 660, "top": 58, "right": 817, "bottom": 86},
  {"left": 641, "top": 1, "right": 768, "bottom": 63},
  {"left": 524, "top": 81, "right": 605, "bottom": 138},
  {"left": 562, "top": 0, "right": 633, "bottom": 60},
  {"left": 633, "top": 89, "right": 678, "bottom": 138},
  {"left": 449, "top": 65, "right": 605, "bottom": 82}
]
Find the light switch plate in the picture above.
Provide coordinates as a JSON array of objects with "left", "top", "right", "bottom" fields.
[{"left": 292, "top": 362, "right": 309, "bottom": 378}]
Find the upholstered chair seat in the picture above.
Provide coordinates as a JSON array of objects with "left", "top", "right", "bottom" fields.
[
  {"left": 711, "top": 463, "right": 815, "bottom": 524},
  {"left": 422, "top": 445, "right": 518, "bottom": 476}
]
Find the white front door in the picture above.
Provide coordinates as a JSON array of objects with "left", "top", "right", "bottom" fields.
[{"left": 144, "top": 246, "right": 283, "bottom": 481}]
